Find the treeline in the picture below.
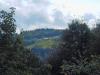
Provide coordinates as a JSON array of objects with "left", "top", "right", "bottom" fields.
[{"left": 0, "top": 8, "right": 100, "bottom": 75}]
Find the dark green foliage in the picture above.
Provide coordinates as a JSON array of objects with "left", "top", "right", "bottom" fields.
[
  {"left": 61, "top": 55, "right": 100, "bottom": 75},
  {"left": 48, "top": 20, "right": 100, "bottom": 75},
  {"left": 0, "top": 8, "right": 16, "bottom": 75},
  {"left": 0, "top": 7, "right": 16, "bottom": 47},
  {"left": 91, "top": 23, "right": 100, "bottom": 55},
  {"left": 0, "top": 8, "right": 43, "bottom": 75},
  {"left": 60, "top": 20, "right": 91, "bottom": 61}
]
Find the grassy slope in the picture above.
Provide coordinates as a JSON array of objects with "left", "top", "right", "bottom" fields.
[{"left": 26, "top": 38, "right": 59, "bottom": 49}]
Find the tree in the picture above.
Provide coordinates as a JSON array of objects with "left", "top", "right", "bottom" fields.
[
  {"left": 61, "top": 55, "right": 100, "bottom": 75},
  {"left": 48, "top": 20, "right": 92, "bottom": 75},
  {"left": 0, "top": 7, "right": 16, "bottom": 75},
  {"left": 91, "top": 23, "right": 100, "bottom": 55},
  {"left": 0, "top": 8, "right": 42, "bottom": 75},
  {"left": 0, "top": 7, "right": 16, "bottom": 47},
  {"left": 61, "top": 20, "right": 91, "bottom": 61}
]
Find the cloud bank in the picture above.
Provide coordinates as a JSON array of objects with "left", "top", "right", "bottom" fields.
[{"left": 0, "top": 0, "right": 100, "bottom": 32}]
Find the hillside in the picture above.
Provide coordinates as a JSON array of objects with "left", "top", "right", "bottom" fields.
[
  {"left": 26, "top": 38, "right": 58, "bottom": 49},
  {"left": 23, "top": 29, "right": 63, "bottom": 60},
  {"left": 23, "top": 29, "right": 63, "bottom": 45}
]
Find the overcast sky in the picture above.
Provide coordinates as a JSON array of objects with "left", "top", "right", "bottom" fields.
[{"left": 0, "top": 0, "right": 100, "bottom": 32}]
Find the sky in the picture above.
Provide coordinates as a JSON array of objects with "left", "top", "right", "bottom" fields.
[{"left": 0, "top": 0, "right": 100, "bottom": 33}]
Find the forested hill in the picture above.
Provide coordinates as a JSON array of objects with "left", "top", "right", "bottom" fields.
[
  {"left": 22, "top": 29, "right": 63, "bottom": 60},
  {"left": 22, "top": 29, "right": 63, "bottom": 46}
]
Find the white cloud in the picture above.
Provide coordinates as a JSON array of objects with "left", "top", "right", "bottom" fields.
[
  {"left": 87, "top": 19, "right": 96, "bottom": 28},
  {"left": 0, "top": 0, "right": 100, "bottom": 32},
  {"left": 50, "top": 0, "right": 100, "bottom": 16}
]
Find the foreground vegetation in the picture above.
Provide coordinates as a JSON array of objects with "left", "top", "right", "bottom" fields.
[
  {"left": 0, "top": 8, "right": 51, "bottom": 75},
  {"left": 0, "top": 8, "right": 100, "bottom": 75},
  {"left": 48, "top": 20, "right": 100, "bottom": 75}
]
